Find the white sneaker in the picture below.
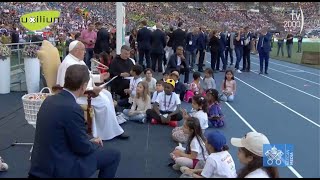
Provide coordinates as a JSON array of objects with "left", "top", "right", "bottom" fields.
[
  {"left": 236, "top": 69, "right": 242, "bottom": 73},
  {"left": 141, "top": 118, "right": 146, "bottom": 124},
  {"left": 0, "top": 162, "right": 8, "bottom": 171}
]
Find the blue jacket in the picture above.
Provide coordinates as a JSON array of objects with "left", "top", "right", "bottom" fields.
[
  {"left": 29, "top": 90, "right": 99, "bottom": 178},
  {"left": 196, "top": 32, "right": 207, "bottom": 51},
  {"left": 185, "top": 32, "right": 198, "bottom": 52},
  {"left": 257, "top": 32, "right": 272, "bottom": 53},
  {"left": 218, "top": 32, "right": 226, "bottom": 52}
]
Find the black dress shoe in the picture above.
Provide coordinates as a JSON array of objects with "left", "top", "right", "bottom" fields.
[
  {"left": 264, "top": 72, "right": 268, "bottom": 75},
  {"left": 117, "top": 133, "right": 129, "bottom": 139},
  {"left": 240, "top": 69, "right": 245, "bottom": 71},
  {"left": 259, "top": 71, "right": 263, "bottom": 74}
]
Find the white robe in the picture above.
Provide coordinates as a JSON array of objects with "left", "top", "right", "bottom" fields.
[{"left": 56, "top": 54, "right": 124, "bottom": 140}]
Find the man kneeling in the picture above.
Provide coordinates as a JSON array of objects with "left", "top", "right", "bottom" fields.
[{"left": 29, "top": 65, "right": 120, "bottom": 178}]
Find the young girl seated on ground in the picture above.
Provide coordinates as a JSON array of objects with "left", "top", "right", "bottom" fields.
[
  {"left": 120, "top": 81, "right": 151, "bottom": 123},
  {"left": 203, "top": 68, "right": 216, "bottom": 91},
  {"left": 184, "top": 72, "right": 205, "bottom": 102},
  {"left": 151, "top": 80, "right": 164, "bottom": 104},
  {"left": 142, "top": 68, "right": 157, "bottom": 95},
  {"left": 146, "top": 79, "right": 183, "bottom": 126},
  {"left": 170, "top": 117, "right": 208, "bottom": 171},
  {"left": 231, "top": 132, "right": 279, "bottom": 178},
  {"left": 220, "top": 70, "right": 236, "bottom": 102},
  {"left": 180, "top": 130, "right": 237, "bottom": 178},
  {"left": 172, "top": 95, "right": 208, "bottom": 143},
  {"left": 206, "top": 89, "right": 225, "bottom": 128}
]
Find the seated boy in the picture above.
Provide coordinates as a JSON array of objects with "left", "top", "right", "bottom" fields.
[
  {"left": 160, "top": 71, "right": 170, "bottom": 82},
  {"left": 151, "top": 80, "right": 164, "bottom": 104},
  {"left": 146, "top": 79, "right": 183, "bottom": 124},
  {"left": 170, "top": 70, "right": 187, "bottom": 101},
  {"left": 118, "top": 65, "right": 143, "bottom": 108}
]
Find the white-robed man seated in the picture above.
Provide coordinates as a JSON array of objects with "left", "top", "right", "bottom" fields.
[{"left": 56, "top": 40, "right": 129, "bottom": 140}]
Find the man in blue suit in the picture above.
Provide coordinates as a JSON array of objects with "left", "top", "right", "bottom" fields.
[
  {"left": 257, "top": 28, "right": 272, "bottom": 75},
  {"left": 137, "top": 20, "right": 152, "bottom": 69},
  {"left": 29, "top": 64, "right": 120, "bottom": 178},
  {"left": 197, "top": 26, "right": 208, "bottom": 72}
]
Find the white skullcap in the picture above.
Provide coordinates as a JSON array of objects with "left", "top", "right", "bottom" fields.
[{"left": 69, "top": 40, "right": 80, "bottom": 52}]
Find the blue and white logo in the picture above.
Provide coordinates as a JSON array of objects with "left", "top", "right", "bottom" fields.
[{"left": 263, "top": 144, "right": 294, "bottom": 167}]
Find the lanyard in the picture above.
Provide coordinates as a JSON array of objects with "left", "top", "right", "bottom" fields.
[{"left": 164, "top": 94, "right": 173, "bottom": 111}]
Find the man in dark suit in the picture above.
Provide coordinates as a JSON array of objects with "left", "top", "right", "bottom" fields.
[
  {"left": 137, "top": 20, "right": 152, "bottom": 69},
  {"left": 216, "top": 30, "right": 227, "bottom": 71},
  {"left": 257, "top": 28, "right": 272, "bottom": 75},
  {"left": 172, "top": 22, "right": 187, "bottom": 53},
  {"left": 29, "top": 64, "right": 120, "bottom": 178},
  {"left": 197, "top": 26, "right": 208, "bottom": 72},
  {"left": 150, "top": 23, "right": 167, "bottom": 72},
  {"left": 185, "top": 27, "right": 199, "bottom": 70},
  {"left": 224, "top": 27, "right": 235, "bottom": 66},
  {"left": 242, "top": 26, "right": 252, "bottom": 72},
  {"left": 166, "top": 46, "right": 190, "bottom": 83},
  {"left": 94, "top": 22, "right": 110, "bottom": 54}
]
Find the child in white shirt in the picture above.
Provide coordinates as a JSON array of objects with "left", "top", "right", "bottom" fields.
[
  {"left": 142, "top": 68, "right": 157, "bottom": 95},
  {"left": 146, "top": 79, "right": 183, "bottom": 124},
  {"left": 151, "top": 80, "right": 164, "bottom": 103},
  {"left": 172, "top": 95, "right": 208, "bottom": 143},
  {"left": 180, "top": 130, "right": 237, "bottom": 178},
  {"left": 170, "top": 117, "right": 208, "bottom": 170},
  {"left": 119, "top": 65, "right": 143, "bottom": 107}
]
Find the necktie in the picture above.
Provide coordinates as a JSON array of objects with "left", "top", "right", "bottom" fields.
[{"left": 261, "top": 36, "right": 264, "bottom": 48}]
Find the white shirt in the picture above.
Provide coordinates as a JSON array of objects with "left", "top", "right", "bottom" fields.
[
  {"left": 177, "top": 56, "right": 181, "bottom": 66},
  {"left": 129, "top": 77, "right": 142, "bottom": 97},
  {"left": 142, "top": 77, "right": 157, "bottom": 94},
  {"left": 151, "top": 90, "right": 163, "bottom": 103},
  {"left": 56, "top": 54, "right": 101, "bottom": 88},
  {"left": 201, "top": 151, "right": 237, "bottom": 178},
  {"left": 156, "top": 92, "right": 181, "bottom": 112},
  {"left": 190, "top": 136, "right": 208, "bottom": 161},
  {"left": 191, "top": 110, "right": 208, "bottom": 131},
  {"left": 245, "top": 168, "right": 270, "bottom": 178}
]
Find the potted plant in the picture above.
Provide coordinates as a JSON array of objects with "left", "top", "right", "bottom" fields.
[
  {"left": 23, "top": 44, "right": 40, "bottom": 93},
  {"left": 0, "top": 44, "right": 11, "bottom": 94}
]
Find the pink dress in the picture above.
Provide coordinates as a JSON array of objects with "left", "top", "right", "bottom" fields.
[{"left": 183, "top": 81, "right": 205, "bottom": 102}]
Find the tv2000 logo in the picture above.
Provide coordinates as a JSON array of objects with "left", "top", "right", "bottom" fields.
[{"left": 283, "top": 7, "right": 304, "bottom": 33}]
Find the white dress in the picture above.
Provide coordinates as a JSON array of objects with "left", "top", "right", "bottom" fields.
[{"left": 56, "top": 54, "right": 124, "bottom": 140}]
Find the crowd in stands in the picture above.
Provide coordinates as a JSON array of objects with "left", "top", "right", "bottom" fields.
[{"left": 0, "top": 2, "right": 319, "bottom": 44}]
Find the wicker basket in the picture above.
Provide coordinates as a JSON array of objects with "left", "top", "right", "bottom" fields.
[{"left": 22, "top": 87, "right": 53, "bottom": 127}]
